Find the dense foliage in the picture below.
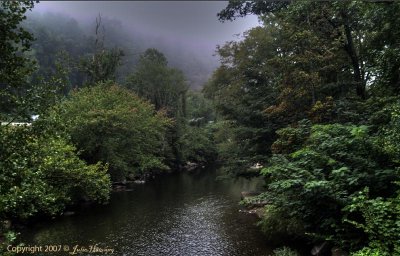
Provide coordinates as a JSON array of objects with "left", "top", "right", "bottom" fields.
[
  {"left": 181, "top": 91, "right": 217, "bottom": 164},
  {"left": 260, "top": 122, "right": 399, "bottom": 248},
  {"left": 0, "top": 3, "right": 215, "bottom": 252},
  {"left": 0, "top": 123, "right": 110, "bottom": 255},
  {"left": 126, "top": 48, "right": 187, "bottom": 112},
  {"left": 0, "top": 1, "right": 36, "bottom": 119},
  {"left": 205, "top": 0, "right": 400, "bottom": 254},
  {"left": 43, "top": 83, "right": 172, "bottom": 182},
  {"left": 125, "top": 49, "right": 216, "bottom": 167},
  {"left": 0, "top": 126, "right": 110, "bottom": 220}
]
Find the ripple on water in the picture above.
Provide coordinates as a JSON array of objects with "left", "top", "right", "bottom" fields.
[
  {"left": 20, "top": 169, "right": 273, "bottom": 256},
  {"left": 107, "top": 195, "right": 231, "bottom": 255}
]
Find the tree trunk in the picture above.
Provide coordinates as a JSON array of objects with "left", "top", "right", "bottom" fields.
[{"left": 342, "top": 13, "right": 366, "bottom": 99}]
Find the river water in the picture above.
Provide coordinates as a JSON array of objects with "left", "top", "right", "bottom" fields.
[{"left": 19, "top": 167, "right": 275, "bottom": 255}]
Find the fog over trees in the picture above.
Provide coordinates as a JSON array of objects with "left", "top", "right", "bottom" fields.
[{"left": 26, "top": 1, "right": 259, "bottom": 89}]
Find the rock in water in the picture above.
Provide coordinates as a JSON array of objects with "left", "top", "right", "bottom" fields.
[
  {"left": 311, "top": 241, "right": 330, "bottom": 255},
  {"left": 240, "top": 191, "right": 261, "bottom": 200}
]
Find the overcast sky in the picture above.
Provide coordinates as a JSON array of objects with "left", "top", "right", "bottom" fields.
[{"left": 32, "top": 1, "right": 260, "bottom": 59}]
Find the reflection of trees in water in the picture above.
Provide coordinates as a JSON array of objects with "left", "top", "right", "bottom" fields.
[{"left": 21, "top": 169, "right": 272, "bottom": 255}]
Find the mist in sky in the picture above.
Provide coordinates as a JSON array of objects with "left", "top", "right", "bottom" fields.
[
  {"left": 33, "top": 1, "right": 259, "bottom": 54},
  {"left": 30, "top": 1, "right": 260, "bottom": 88}
]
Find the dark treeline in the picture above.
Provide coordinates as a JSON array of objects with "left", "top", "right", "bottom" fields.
[
  {"left": 0, "top": 1, "right": 216, "bottom": 253},
  {"left": 204, "top": 1, "right": 400, "bottom": 255}
]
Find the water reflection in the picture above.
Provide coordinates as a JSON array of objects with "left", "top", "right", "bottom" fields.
[{"left": 20, "top": 167, "right": 272, "bottom": 255}]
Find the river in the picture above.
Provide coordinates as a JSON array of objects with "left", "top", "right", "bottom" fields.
[{"left": 19, "top": 166, "right": 275, "bottom": 255}]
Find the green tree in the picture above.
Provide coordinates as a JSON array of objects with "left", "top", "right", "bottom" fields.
[
  {"left": 126, "top": 48, "right": 188, "bottom": 114},
  {"left": 0, "top": 125, "right": 110, "bottom": 220},
  {"left": 125, "top": 48, "right": 189, "bottom": 165},
  {"left": 178, "top": 125, "right": 217, "bottom": 165},
  {"left": 0, "top": 0, "right": 36, "bottom": 119},
  {"left": 44, "top": 83, "right": 171, "bottom": 182},
  {"left": 0, "top": 124, "right": 110, "bottom": 255},
  {"left": 80, "top": 48, "right": 124, "bottom": 86},
  {"left": 203, "top": 26, "right": 285, "bottom": 172},
  {"left": 208, "top": 0, "right": 400, "bottom": 175},
  {"left": 79, "top": 15, "right": 124, "bottom": 86},
  {"left": 218, "top": 1, "right": 400, "bottom": 100}
]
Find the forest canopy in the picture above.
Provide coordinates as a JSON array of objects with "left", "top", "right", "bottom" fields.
[{"left": 203, "top": 0, "right": 400, "bottom": 255}]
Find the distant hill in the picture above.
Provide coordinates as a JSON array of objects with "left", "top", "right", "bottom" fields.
[{"left": 25, "top": 12, "right": 218, "bottom": 89}]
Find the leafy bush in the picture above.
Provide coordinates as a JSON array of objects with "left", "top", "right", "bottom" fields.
[
  {"left": 345, "top": 186, "right": 400, "bottom": 255},
  {"left": 0, "top": 125, "right": 110, "bottom": 220},
  {"left": 260, "top": 123, "right": 399, "bottom": 248},
  {"left": 270, "top": 119, "right": 311, "bottom": 154},
  {"left": 44, "top": 83, "right": 171, "bottom": 181},
  {"left": 258, "top": 205, "right": 305, "bottom": 242},
  {"left": 379, "top": 100, "right": 400, "bottom": 163}
]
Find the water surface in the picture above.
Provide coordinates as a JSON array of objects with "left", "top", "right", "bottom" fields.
[{"left": 20, "top": 167, "right": 273, "bottom": 255}]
